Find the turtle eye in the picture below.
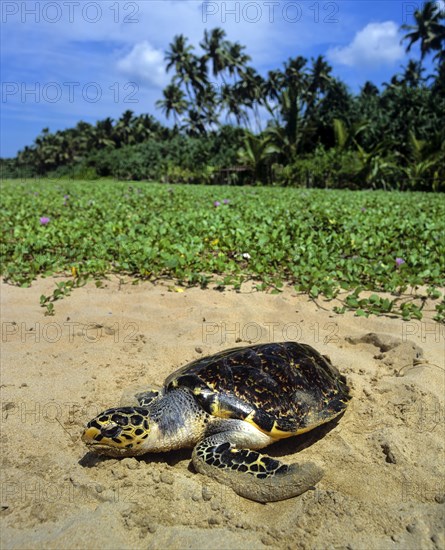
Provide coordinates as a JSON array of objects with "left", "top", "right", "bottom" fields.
[
  {"left": 111, "top": 414, "right": 129, "bottom": 426},
  {"left": 102, "top": 424, "right": 121, "bottom": 439}
]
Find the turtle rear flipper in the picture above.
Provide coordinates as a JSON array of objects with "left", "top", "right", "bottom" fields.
[{"left": 192, "top": 436, "right": 323, "bottom": 503}]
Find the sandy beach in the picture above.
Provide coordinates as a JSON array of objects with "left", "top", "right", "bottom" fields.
[{"left": 1, "top": 276, "right": 444, "bottom": 549}]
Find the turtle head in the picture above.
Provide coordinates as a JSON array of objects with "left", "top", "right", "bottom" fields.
[{"left": 82, "top": 406, "right": 156, "bottom": 457}]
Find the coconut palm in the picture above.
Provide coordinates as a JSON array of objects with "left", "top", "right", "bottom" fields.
[
  {"left": 165, "top": 34, "right": 195, "bottom": 77},
  {"left": 361, "top": 81, "right": 379, "bottom": 97},
  {"left": 402, "top": 1, "right": 445, "bottom": 63},
  {"left": 115, "top": 110, "right": 136, "bottom": 146},
  {"left": 263, "top": 56, "right": 309, "bottom": 157},
  {"left": 237, "top": 132, "right": 280, "bottom": 183},
  {"left": 400, "top": 60, "right": 425, "bottom": 87},
  {"left": 220, "top": 83, "right": 249, "bottom": 126},
  {"left": 92, "top": 118, "right": 116, "bottom": 149},
  {"left": 226, "top": 42, "right": 251, "bottom": 79},
  {"left": 200, "top": 28, "right": 230, "bottom": 77},
  {"left": 165, "top": 34, "right": 206, "bottom": 98},
  {"left": 235, "top": 67, "right": 266, "bottom": 131},
  {"left": 307, "top": 56, "right": 333, "bottom": 109},
  {"left": 182, "top": 109, "right": 208, "bottom": 136},
  {"left": 195, "top": 84, "right": 220, "bottom": 131},
  {"left": 156, "top": 84, "right": 188, "bottom": 123}
]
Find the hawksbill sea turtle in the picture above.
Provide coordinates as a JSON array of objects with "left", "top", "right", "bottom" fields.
[{"left": 82, "top": 342, "right": 351, "bottom": 502}]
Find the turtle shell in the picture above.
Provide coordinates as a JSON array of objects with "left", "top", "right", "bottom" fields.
[{"left": 165, "top": 342, "right": 351, "bottom": 438}]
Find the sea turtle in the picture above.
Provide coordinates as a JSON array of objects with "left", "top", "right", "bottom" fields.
[{"left": 82, "top": 342, "right": 350, "bottom": 502}]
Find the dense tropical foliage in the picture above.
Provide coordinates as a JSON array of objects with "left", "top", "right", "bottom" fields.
[{"left": 1, "top": 2, "right": 444, "bottom": 190}]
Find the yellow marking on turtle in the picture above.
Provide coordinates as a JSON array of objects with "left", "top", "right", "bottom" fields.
[
  {"left": 82, "top": 427, "right": 100, "bottom": 442},
  {"left": 209, "top": 397, "right": 235, "bottom": 419},
  {"left": 268, "top": 421, "right": 296, "bottom": 439},
  {"left": 228, "top": 449, "right": 268, "bottom": 471},
  {"left": 240, "top": 414, "right": 295, "bottom": 440},
  {"left": 230, "top": 448, "right": 262, "bottom": 461},
  {"left": 243, "top": 408, "right": 347, "bottom": 439}
]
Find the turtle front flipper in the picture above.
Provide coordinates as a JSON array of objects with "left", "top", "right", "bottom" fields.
[{"left": 192, "top": 434, "right": 323, "bottom": 503}]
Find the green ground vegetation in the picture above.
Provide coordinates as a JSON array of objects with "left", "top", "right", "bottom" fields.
[{"left": 1, "top": 180, "right": 444, "bottom": 321}]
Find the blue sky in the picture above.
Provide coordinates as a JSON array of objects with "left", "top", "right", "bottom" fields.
[{"left": 1, "top": 0, "right": 441, "bottom": 158}]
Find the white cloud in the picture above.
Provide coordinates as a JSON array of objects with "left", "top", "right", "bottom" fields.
[
  {"left": 117, "top": 41, "right": 168, "bottom": 88},
  {"left": 327, "top": 21, "right": 404, "bottom": 67}
]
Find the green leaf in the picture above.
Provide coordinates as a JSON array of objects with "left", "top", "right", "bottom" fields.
[
  {"left": 309, "top": 285, "right": 320, "bottom": 298},
  {"left": 355, "top": 309, "right": 369, "bottom": 317}
]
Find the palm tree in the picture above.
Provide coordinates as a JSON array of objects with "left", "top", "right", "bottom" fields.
[
  {"left": 187, "top": 56, "right": 209, "bottom": 96},
  {"left": 237, "top": 132, "right": 279, "bottom": 183},
  {"left": 156, "top": 84, "right": 188, "bottom": 123},
  {"left": 431, "top": 57, "right": 445, "bottom": 94},
  {"left": 165, "top": 34, "right": 194, "bottom": 77},
  {"left": 402, "top": 1, "right": 445, "bottom": 64},
  {"left": 73, "top": 121, "right": 94, "bottom": 155},
  {"left": 160, "top": 29, "right": 259, "bottom": 134},
  {"left": 396, "top": 130, "right": 444, "bottom": 190},
  {"left": 237, "top": 67, "right": 265, "bottom": 130},
  {"left": 165, "top": 34, "right": 206, "bottom": 98},
  {"left": 400, "top": 60, "right": 425, "bottom": 87},
  {"left": 220, "top": 83, "right": 249, "bottom": 126},
  {"left": 226, "top": 42, "right": 251, "bottom": 79},
  {"left": 133, "top": 114, "right": 161, "bottom": 143},
  {"left": 92, "top": 118, "right": 116, "bottom": 149},
  {"left": 361, "top": 81, "right": 379, "bottom": 97},
  {"left": 264, "top": 56, "right": 308, "bottom": 157},
  {"left": 383, "top": 75, "right": 403, "bottom": 90},
  {"left": 302, "top": 56, "right": 334, "bottom": 149},
  {"left": 306, "top": 78, "right": 354, "bottom": 151},
  {"left": 195, "top": 84, "right": 220, "bottom": 131},
  {"left": 354, "top": 141, "right": 394, "bottom": 189},
  {"left": 200, "top": 28, "right": 230, "bottom": 77},
  {"left": 332, "top": 118, "right": 368, "bottom": 151},
  {"left": 307, "top": 56, "right": 333, "bottom": 109},
  {"left": 115, "top": 110, "right": 136, "bottom": 146},
  {"left": 182, "top": 109, "right": 208, "bottom": 136},
  {"left": 32, "top": 128, "right": 66, "bottom": 171}
]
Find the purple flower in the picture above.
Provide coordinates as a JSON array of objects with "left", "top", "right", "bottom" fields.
[
  {"left": 395, "top": 257, "right": 405, "bottom": 266},
  {"left": 361, "top": 207, "right": 366, "bottom": 212},
  {"left": 222, "top": 199, "right": 230, "bottom": 204},
  {"left": 214, "top": 201, "right": 221, "bottom": 207},
  {"left": 39, "top": 217, "right": 50, "bottom": 225},
  {"left": 63, "top": 194, "right": 70, "bottom": 199}
]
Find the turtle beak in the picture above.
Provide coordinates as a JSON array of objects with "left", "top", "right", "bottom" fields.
[
  {"left": 82, "top": 427, "right": 99, "bottom": 444},
  {"left": 82, "top": 423, "right": 123, "bottom": 444}
]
